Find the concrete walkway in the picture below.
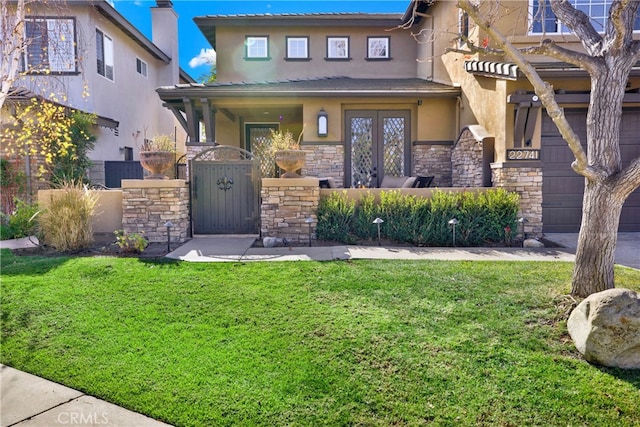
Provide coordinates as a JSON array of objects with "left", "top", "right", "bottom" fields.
[
  {"left": 166, "top": 233, "right": 639, "bottom": 269},
  {"left": 0, "top": 365, "right": 169, "bottom": 427}
]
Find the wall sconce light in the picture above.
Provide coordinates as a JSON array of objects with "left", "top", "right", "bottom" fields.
[{"left": 317, "top": 108, "right": 328, "bottom": 137}]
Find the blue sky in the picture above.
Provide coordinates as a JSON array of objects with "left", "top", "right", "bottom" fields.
[{"left": 111, "top": 0, "right": 410, "bottom": 81}]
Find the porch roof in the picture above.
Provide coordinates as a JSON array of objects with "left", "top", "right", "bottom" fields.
[{"left": 156, "top": 77, "right": 461, "bottom": 101}]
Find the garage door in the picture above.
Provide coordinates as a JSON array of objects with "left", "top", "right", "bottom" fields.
[{"left": 542, "top": 109, "right": 640, "bottom": 232}]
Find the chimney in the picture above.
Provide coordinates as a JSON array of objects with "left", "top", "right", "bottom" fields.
[{"left": 151, "top": 0, "right": 179, "bottom": 85}]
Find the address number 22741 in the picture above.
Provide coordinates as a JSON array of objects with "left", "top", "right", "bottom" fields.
[{"left": 507, "top": 149, "right": 540, "bottom": 161}]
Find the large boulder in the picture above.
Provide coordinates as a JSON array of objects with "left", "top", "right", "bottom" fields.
[{"left": 567, "top": 288, "right": 640, "bottom": 369}]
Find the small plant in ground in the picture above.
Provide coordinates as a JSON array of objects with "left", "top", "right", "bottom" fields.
[
  {"left": 114, "top": 230, "right": 149, "bottom": 253},
  {"left": 39, "top": 182, "right": 97, "bottom": 252},
  {"left": 1, "top": 199, "right": 40, "bottom": 240}
]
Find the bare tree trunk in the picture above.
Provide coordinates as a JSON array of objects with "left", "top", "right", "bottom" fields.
[{"left": 571, "top": 181, "right": 624, "bottom": 297}]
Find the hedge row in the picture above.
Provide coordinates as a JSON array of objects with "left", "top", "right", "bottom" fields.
[{"left": 316, "top": 189, "right": 520, "bottom": 246}]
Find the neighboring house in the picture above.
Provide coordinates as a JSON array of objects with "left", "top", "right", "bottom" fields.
[
  {"left": 156, "top": 0, "right": 640, "bottom": 234},
  {"left": 1, "top": 0, "right": 194, "bottom": 190}
]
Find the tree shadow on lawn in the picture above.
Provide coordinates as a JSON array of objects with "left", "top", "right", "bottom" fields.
[
  {"left": 596, "top": 364, "right": 640, "bottom": 389},
  {"left": 1, "top": 240, "right": 177, "bottom": 276}
]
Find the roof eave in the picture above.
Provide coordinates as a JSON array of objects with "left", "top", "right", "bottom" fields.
[
  {"left": 85, "top": 1, "right": 171, "bottom": 63},
  {"left": 157, "top": 87, "right": 461, "bottom": 100}
]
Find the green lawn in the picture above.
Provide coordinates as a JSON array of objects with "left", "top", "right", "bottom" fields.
[{"left": 1, "top": 249, "right": 639, "bottom": 426}]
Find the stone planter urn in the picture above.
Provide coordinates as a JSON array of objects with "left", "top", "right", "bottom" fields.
[
  {"left": 139, "top": 151, "right": 175, "bottom": 179},
  {"left": 275, "top": 149, "right": 306, "bottom": 178}
]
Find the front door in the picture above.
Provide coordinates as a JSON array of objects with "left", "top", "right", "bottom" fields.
[
  {"left": 246, "top": 123, "right": 279, "bottom": 177},
  {"left": 345, "top": 110, "right": 411, "bottom": 188}
]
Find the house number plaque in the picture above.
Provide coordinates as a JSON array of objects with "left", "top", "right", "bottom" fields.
[{"left": 507, "top": 149, "right": 540, "bottom": 161}]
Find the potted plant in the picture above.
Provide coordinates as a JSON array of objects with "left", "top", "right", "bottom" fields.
[
  {"left": 270, "top": 127, "right": 305, "bottom": 178},
  {"left": 139, "top": 134, "right": 176, "bottom": 179}
]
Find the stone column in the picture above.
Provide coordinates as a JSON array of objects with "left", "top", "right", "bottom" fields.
[
  {"left": 491, "top": 162, "right": 543, "bottom": 236},
  {"left": 261, "top": 177, "right": 320, "bottom": 243},
  {"left": 121, "top": 179, "right": 190, "bottom": 243}
]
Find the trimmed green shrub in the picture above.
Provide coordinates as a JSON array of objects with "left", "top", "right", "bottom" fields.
[
  {"left": 352, "top": 192, "right": 379, "bottom": 241},
  {"left": 39, "top": 182, "right": 97, "bottom": 252},
  {"left": 316, "top": 191, "right": 356, "bottom": 243},
  {"left": 317, "top": 189, "right": 519, "bottom": 247}
]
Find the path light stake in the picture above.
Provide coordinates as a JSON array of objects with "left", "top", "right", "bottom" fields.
[
  {"left": 305, "top": 216, "right": 314, "bottom": 247},
  {"left": 373, "top": 217, "right": 384, "bottom": 246},
  {"left": 164, "top": 221, "right": 173, "bottom": 252},
  {"left": 448, "top": 218, "right": 458, "bottom": 247},
  {"left": 518, "top": 217, "right": 528, "bottom": 244}
]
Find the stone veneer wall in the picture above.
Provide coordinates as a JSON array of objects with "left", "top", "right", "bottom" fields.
[
  {"left": 412, "top": 143, "right": 453, "bottom": 187},
  {"left": 491, "top": 164, "right": 543, "bottom": 236},
  {"left": 261, "top": 177, "right": 319, "bottom": 243},
  {"left": 304, "top": 144, "right": 345, "bottom": 187},
  {"left": 121, "top": 179, "right": 190, "bottom": 243},
  {"left": 451, "top": 129, "right": 484, "bottom": 187}
]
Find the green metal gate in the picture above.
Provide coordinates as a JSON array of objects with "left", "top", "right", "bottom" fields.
[{"left": 190, "top": 146, "right": 261, "bottom": 234}]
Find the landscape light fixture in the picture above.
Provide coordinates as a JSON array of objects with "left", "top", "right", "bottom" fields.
[
  {"left": 518, "top": 217, "right": 528, "bottom": 242},
  {"left": 164, "top": 221, "right": 173, "bottom": 252},
  {"left": 305, "top": 216, "right": 314, "bottom": 247},
  {"left": 448, "top": 218, "right": 458, "bottom": 246},
  {"left": 317, "top": 108, "right": 328, "bottom": 137},
  {"left": 373, "top": 217, "right": 384, "bottom": 246}
]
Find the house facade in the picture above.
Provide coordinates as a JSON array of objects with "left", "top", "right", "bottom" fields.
[
  {"left": 1, "top": 0, "right": 193, "bottom": 191},
  {"left": 157, "top": 0, "right": 640, "bottom": 234}
]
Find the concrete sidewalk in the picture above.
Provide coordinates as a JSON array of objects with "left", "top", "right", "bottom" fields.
[
  {"left": 166, "top": 233, "right": 640, "bottom": 268},
  {"left": 166, "top": 235, "right": 578, "bottom": 264},
  {"left": 0, "top": 365, "right": 169, "bottom": 427}
]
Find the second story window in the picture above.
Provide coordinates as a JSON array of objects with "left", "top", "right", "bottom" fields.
[
  {"left": 245, "top": 36, "right": 269, "bottom": 59},
  {"left": 136, "top": 58, "right": 147, "bottom": 77},
  {"left": 286, "top": 36, "right": 309, "bottom": 60},
  {"left": 23, "top": 17, "right": 77, "bottom": 73},
  {"left": 530, "top": 0, "right": 640, "bottom": 34},
  {"left": 326, "top": 36, "right": 350, "bottom": 60},
  {"left": 96, "top": 29, "right": 114, "bottom": 81},
  {"left": 366, "top": 37, "right": 390, "bottom": 60}
]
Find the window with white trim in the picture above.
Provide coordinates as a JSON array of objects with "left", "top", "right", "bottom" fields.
[
  {"left": 23, "top": 17, "right": 77, "bottom": 73},
  {"left": 136, "top": 58, "right": 147, "bottom": 77},
  {"left": 367, "top": 37, "right": 390, "bottom": 59},
  {"left": 326, "top": 36, "right": 349, "bottom": 60},
  {"left": 286, "top": 36, "right": 309, "bottom": 59},
  {"left": 530, "top": 0, "right": 640, "bottom": 34},
  {"left": 245, "top": 36, "right": 269, "bottom": 59},
  {"left": 96, "top": 29, "right": 114, "bottom": 80}
]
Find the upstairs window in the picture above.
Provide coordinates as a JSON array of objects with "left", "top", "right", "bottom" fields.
[
  {"left": 23, "top": 17, "right": 77, "bottom": 73},
  {"left": 286, "top": 36, "right": 309, "bottom": 60},
  {"left": 245, "top": 36, "right": 269, "bottom": 59},
  {"left": 136, "top": 58, "right": 147, "bottom": 77},
  {"left": 530, "top": 0, "right": 640, "bottom": 34},
  {"left": 96, "top": 29, "right": 114, "bottom": 80},
  {"left": 366, "top": 37, "right": 390, "bottom": 60},
  {"left": 326, "top": 36, "right": 350, "bottom": 60}
]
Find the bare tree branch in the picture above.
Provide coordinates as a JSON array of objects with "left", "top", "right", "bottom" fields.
[
  {"left": 549, "top": 0, "right": 604, "bottom": 55},
  {"left": 0, "top": 0, "right": 27, "bottom": 116},
  {"left": 612, "top": 156, "right": 640, "bottom": 199},
  {"left": 607, "top": 0, "right": 639, "bottom": 52},
  {"left": 457, "top": 0, "right": 602, "bottom": 181},
  {"left": 519, "top": 39, "right": 601, "bottom": 74}
]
